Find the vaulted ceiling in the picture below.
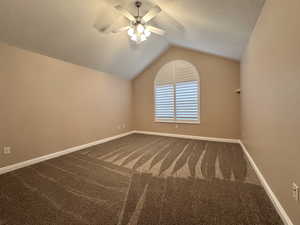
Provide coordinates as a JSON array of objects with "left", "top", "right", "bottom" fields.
[{"left": 0, "top": 0, "right": 265, "bottom": 79}]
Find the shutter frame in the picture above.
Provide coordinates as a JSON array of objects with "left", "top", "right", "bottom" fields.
[{"left": 154, "top": 60, "right": 200, "bottom": 123}]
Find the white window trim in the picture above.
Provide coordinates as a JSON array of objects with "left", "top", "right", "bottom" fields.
[{"left": 153, "top": 62, "right": 201, "bottom": 125}]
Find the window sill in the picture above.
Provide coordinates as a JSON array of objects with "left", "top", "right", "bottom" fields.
[{"left": 154, "top": 120, "right": 200, "bottom": 125}]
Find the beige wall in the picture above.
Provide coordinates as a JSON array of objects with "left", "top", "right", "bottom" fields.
[
  {"left": 0, "top": 43, "right": 241, "bottom": 168},
  {"left": 241, "top": 0, "right": 300, "bottom": 224},
  {"left": 0, "top": 43, "right": 132, "bottom": 167},
  {"left": 133, "top": 46, "right": 240, "bottom": 139}
]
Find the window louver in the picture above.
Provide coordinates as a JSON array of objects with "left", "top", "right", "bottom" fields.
[
  {"left": 175, "top": 81, "right": 199, "bottom": 121},
  {"left": 155, "top": 60, "right": 200, "bottom": 123},
  {"left": 155, "top": 84, "right": 174, "bottom": 120}
]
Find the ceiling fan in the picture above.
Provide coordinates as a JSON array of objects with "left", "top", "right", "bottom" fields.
[{"left": 97, "top": 1, "right": 166, "bottom": 44}]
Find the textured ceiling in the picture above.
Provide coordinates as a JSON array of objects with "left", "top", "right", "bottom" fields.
[{"left": 0, "top": 0, "right": 265, "bottom": 79}]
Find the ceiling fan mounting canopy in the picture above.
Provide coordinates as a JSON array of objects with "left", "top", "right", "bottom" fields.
[{"left": 135, "top": 1, "right": 142, "bottom": 8}]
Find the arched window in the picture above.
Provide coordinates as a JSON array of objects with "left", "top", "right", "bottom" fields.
[{"left": 154, "top": 60, "right": 200, "bottom": 123}]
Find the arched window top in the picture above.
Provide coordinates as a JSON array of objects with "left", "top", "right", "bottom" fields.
[
  {"left": 154, "top": 60, "right": 200, "bottom": 123},
  {"left": 155, "top": 60, "right": 199, "bottom": 86}
]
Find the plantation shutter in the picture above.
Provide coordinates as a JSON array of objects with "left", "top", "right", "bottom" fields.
[
  {"left": 155, "top": 62, "right": 175, "bottom": 120},
  {"left": 174, "top": 61, "right": 199, "bottom": 121},
  {"left": 155, "top": 60, "right": 199, "bottom": 122},
  {"left": 155, "top": 84, "right": 175, "bottom": 120},
  {"left": 175, "top": 81, "right": 199, "bottom": 121}
]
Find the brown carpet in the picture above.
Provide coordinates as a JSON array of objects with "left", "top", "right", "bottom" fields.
[{"left": 0, "top": 134, "right": 283, "bottom": 225}]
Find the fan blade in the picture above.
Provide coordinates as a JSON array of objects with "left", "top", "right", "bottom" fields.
[
  {"left": 111, "top": 26, "right": 130, "bottom": 34},
  {"left": 114, "top": 5, "right": 136, "bottom": 22},
  {"left": 142, "top": 5, "right": 162, "bottom": 23},
  {"left": 95, "top": 24, "right": 130, "bottom": 34},
  {"left": 147, "top": 26, "right": 166, "bottom": 36},
  {"left": 94, "top": 17, "right": 121, "bottom": 33},
  {"left": 94, "top": 24, "right": 112, "bottom": 34}
]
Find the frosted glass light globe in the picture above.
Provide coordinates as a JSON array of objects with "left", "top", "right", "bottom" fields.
[
  {"left": 144, "top": 28, "right": 151, "bottom": 37},
  {"left": 127, "top": 27, "right": 134, "bottom": 37},
  {"left": 141, "top": 34, "right": 146, "bottom": 41},
  {"left": 131, "top": 34, "right": 137, "bottom": 41},
  {"left": 137, "top": 24, "right": 144, "bottom": 33}
]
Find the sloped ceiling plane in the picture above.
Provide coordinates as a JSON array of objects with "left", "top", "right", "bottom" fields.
[{"left": 0, "top": 0, "right": 265, "bottom": 79}]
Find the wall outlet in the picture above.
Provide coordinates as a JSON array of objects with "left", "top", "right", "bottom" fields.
[
  {"left": 292, "top": 182, "right": 299, "bottom": 201},
  {"left": 3, "top": 146, "right": 11, "bottom": 155}
]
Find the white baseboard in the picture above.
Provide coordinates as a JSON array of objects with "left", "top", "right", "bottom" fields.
[
  {"left": 133, "top": 130, "right": 240, "bottom": 143},
  {"left": 239, "top": 141, "right": 294, "bottom": 225},
  {"left": 0, "top": 131, "right": 135, "bottom": 175}
]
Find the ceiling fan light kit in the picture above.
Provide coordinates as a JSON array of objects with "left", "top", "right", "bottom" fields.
[{"left": 128, "top": 24, "right": 151, "bottom": 44}]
